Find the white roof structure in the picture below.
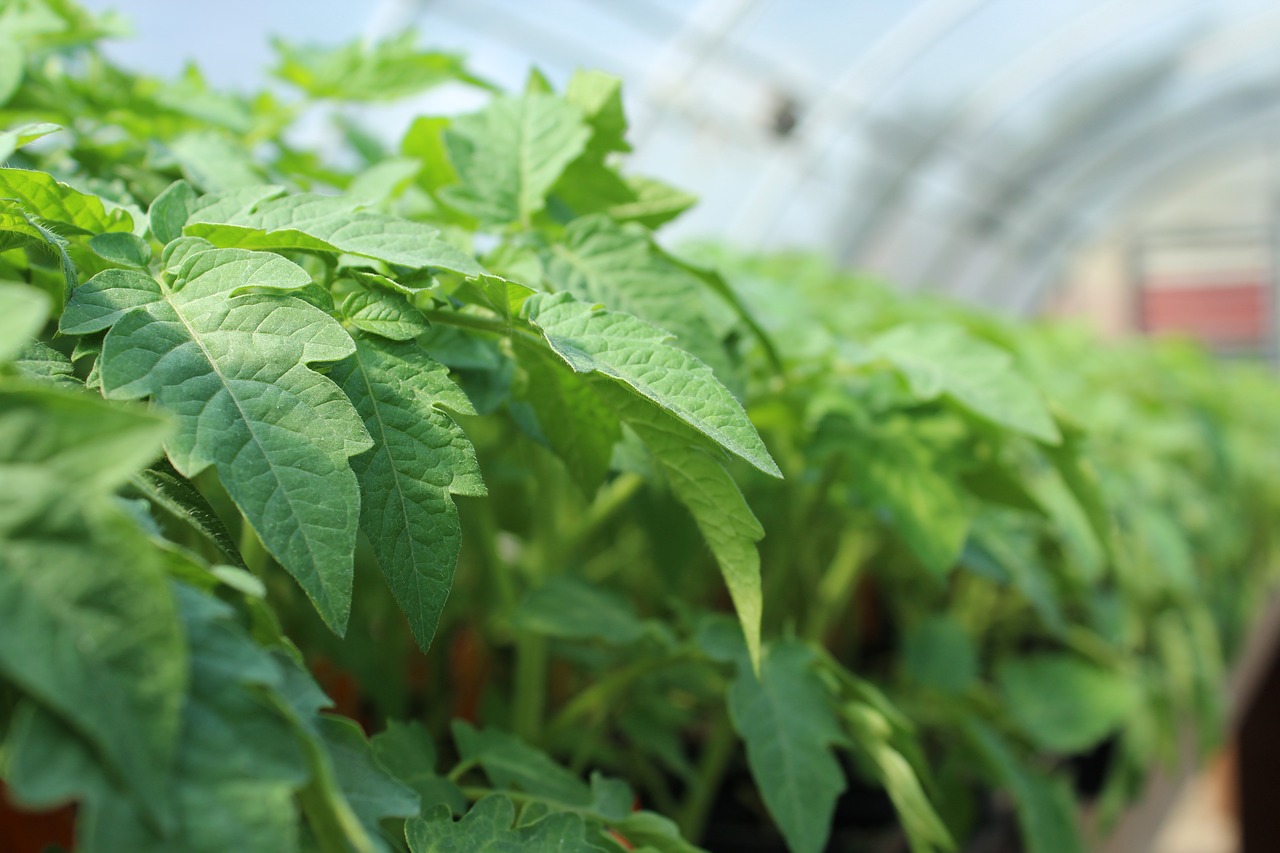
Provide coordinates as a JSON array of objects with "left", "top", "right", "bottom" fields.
[{"left": 82, "top": 0, "right": 1280, "bottom": 315}]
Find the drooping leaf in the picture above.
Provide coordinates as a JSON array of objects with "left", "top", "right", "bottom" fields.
[
  {"left": 516, "top": 345, "right": 620, "bottom": 495},
  {"left": 522, "top": 291, "right": 780, "bottom": 477},
  {"left": 440, "top": 94, "right": 591, "bottom": 225},
  {"left": 407, "top": 795, "right": 605, "bottom": 853},
  {"left": 128, "top": 461, "right": 245, "bottom": 569},
  {"left": 601, "top": 385, "right": 765, "bottom": 672},
  {"left": 61, "top": 248, "right": 373, "bottom": 633},
  {"left": 995, "top": 653, "right": 1137, "bottom": 754},
  {"left": 318, "top": 715, "right": 421, "bottom": 844},
  {"left": 844, "top": 703, "right": 954, "bottom": 853},
  {"left": 0, "top": 166, "right": 134, "bottom": 235},
  {"left": 332, "top": 335, "right": 485, "bottom": 650},
  {"left": 184, "top": 190, "right": 483, "bottom": 276},
  {"left": 0, "top": 122, "right": 60, "bottom": 161},
  {"left": 544, "top": 215, "right": 734, "bottom": 380},
  {"left": 13, "top": 340, "right": 77, "bottom": 386},
  {"left": 728, "top": 641, "right": 847, "bottom": 853},
  {"left": 870, "top": 323, "right": 1060, "bottom": 444}
]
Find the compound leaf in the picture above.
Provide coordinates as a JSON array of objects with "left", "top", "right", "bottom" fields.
[
  {"left": 440, "top": 94, "right": 590, "bottom": 225},
  {"left": 61, "top": 247, "right": 372, "bottom": 633}
]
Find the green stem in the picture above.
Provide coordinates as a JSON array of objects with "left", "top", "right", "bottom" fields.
[
  {"left": 545, "top": 652, "right": 690, "bottom": 739},
  {"left": 804, "top": 528, "right": 872, "bottom": 642},
  {"left": 677, "top": 711, "right": 737, "bottom": 843},
  {"left": 512, "top": 633, "right": 548, "bottom": 743},
  {"left": 421, "top": 306, "right": 543, "bottom": 348},
  {"left": 550, "top": 472, "right": 645, "bottom": 567}
]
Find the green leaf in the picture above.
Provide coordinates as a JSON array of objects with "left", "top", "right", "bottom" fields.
[
  {"left": 995, "top": 653, "right": 1137, "bottom": 753},
  {"left": 611, "top": 812, "right": 707, "bottom": 853},
  {"left": 728, "top": 641, "right": 846, "bottom": 853},
  {"left": 512, "top": 576, "right": 647, "bottom": 645},
  {"left": 0, "top": 39, "right": 23, "bottom": 108},
  {"left": 4, "top": 587, "right": 311, "bottom": 853},
  {"left": 185, "top": 189, "right": 483, "bottom": 276},
  {"left": 129, "top": 461, "right": 246, "bottom": 569},
  {"left": 870, "top": 323, "right": 1061, "bottom": 443},
  {"left": 150, "top": 180, "right": 199, "bottom": 245},
  {"left": 564, "top": 70, "right": 630, "bottom": 156},
  {"left": 0, "top": 382, "right": 171, "bottom": 524},
  {"left": 603, "top": 386, "right": 764, "bottom": 672},
  {"left": 372, "top": 721, "right": 468, "bottom": 818},
  {"left": 13, "top": 340, "right": 77, "bottom": 386},
  {"left": 902, "top": 616, "right": 977, "bottom": 694},
  {"left": 844, "top": 704, "right": 953, "bottom": 853},
  {"left": 169, "top": 131, "right": 266, "bottom": 192},
  {"left": 0, "top": 166, "right": 134, "bottom": 234},
  {"left": 340, "top": 288, "right": 431, "bottom": 341},
  {"left": 319, "top": 715, "right": 421, "bottom": 842},
  {"left": 61, "top": 248, "right": 373, "bottom": 633},
  {"left": 452, "top": 721, "right": 592, "bottom": 808},
  {"left": 440, "top": 94, "right": 591, "bottom": 225},
  {"left": 610, "top": 176, "right": 697, "bottom": 228},
  {"left": 273, "top": 32, "right": 487, "bottom": 102},
  {"left": 91, "top": 230, "right": 152, "bottom": 268},
  {"left": 516, "top": 346, "right": 620, "bottom": 495},
  {"left": 0, "top": 281, "right": 48, "bottom": 361},
  {"left": 965, "top": 720, "right": 1083, "bottom": 853},
  {"left": 0, "top": 506, "right": 186, "bottom": 827},
  {"left": 522, "top": 291, "right": 780, "bottom": 478},
  {"left": 544, "top": 215, "right": 734, "bottom": 380},
  {"left": 332, "top": 335, "right": 484, "bottom": 650},
  {"left": 407, "top": 795, "right": 604, "bottom": 853},
  {"left": 402, "top": 117, "right": 462, "bottom": 195},
  {"left": 850, "top": 421, "right": 971, "bottom": 575},
  {"left": 0, "top": 122, "right": 60, "bottom": 161}
]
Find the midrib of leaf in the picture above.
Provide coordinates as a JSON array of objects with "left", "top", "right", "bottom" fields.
[
  {"left": 518, "top": 102, "right": 538, "bottom": 224},
  {"left": 161, "top": 284, "right": 328, "bottom": 605},
  {"left": 347, "top": 348, "right": 424, "bottom": 609},
  {"left": 756, "top": 673, "right": 808, "bottom": 829}
]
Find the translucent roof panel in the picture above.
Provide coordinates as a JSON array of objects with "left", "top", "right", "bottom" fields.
[{"left": 80, "top": 0, "right": 1280, "bottom": 313}]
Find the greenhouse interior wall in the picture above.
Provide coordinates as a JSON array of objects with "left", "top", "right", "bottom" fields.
[{"left": 3, "top": 1, "right": 1280, "bottom": 852}]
